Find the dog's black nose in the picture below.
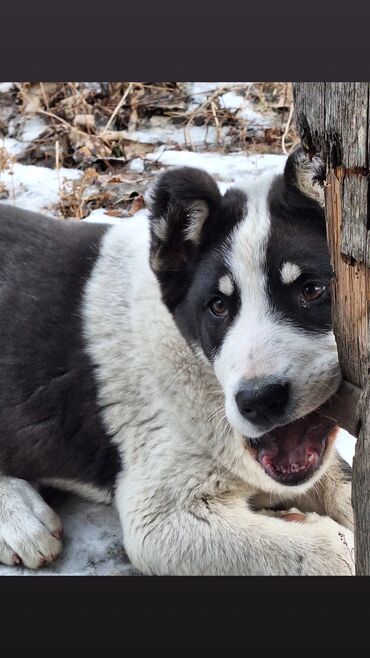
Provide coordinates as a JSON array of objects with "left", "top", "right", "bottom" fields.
[{"left": 235, "top": 379, "right": 290, "bottom": 426}]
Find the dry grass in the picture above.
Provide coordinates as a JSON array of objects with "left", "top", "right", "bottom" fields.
[
  {"left": 9, "top": 82, "right": 298, "bottom": 162},
  {"left": 0, "top": 82, "right": 298, "bottom": 219}
]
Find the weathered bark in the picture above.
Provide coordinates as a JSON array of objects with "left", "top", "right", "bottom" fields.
[{"left": 293, "top": 82, "right": 370, "bottom": 575}]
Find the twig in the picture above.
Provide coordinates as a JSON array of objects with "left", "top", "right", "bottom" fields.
[
  {"left": 211, "top": 101, "right": 222, "bottom": 146},
  {"left": 101, "top": 83, "right": 134, "bottom": 135},
  {"left": 55, "top": 139, "right": 62, "bottom": 200},
  {"left": 36, "top": 108, "right": 73, "bottom": 130},
  {"left": 39, "top": 83, "right": 50, "bottom": 111},
  {"left": 281, "top": 102, "right": 294, "bottom": 155}
]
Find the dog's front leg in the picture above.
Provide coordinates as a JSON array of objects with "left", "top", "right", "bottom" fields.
[
  {"left": 115, "top": 472, "right": 355, "bottom": 575},
  {"left": 295, "top": 453, "right": 353, "bottom": 530}
]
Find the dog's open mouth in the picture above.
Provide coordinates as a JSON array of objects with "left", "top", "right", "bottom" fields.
[{"left": 247, "top": 411, "right": 338, "bottom": 485}]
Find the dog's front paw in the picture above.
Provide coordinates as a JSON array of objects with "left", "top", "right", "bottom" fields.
[
  {"left": 303, "top": 513, "right": 355, "bottom": 575},
  {"left": 0, "top": 478, "right": 63, "bottom": 569},
  {"left": 258, "top": 507, "right": 307, "bottom": 523}
]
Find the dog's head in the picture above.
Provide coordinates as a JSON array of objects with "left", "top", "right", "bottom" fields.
[{"left": 147, "top": 148, "right": 341, "bottom": 494}]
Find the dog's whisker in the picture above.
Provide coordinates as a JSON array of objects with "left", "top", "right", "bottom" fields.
[
  {"left": 161, "top": 363, "right": 194, "bottom": 394},
  {"left": 206, "top": 406, "right": 225, "bottom": 424}
]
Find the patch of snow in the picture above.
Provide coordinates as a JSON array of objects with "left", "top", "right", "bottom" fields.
[
  {"left": 185, "top": 82, "right": 240, "bottom": 110},
  {"left": 146, "top": 149, "right": 286, "bottom": 190},
  {"left": 122, "top": 123, "right": 227, "bottom": 147},
  {"left": 0, "top": 82, "right": 14, "bottom": 93},
  {"left": 5, "top": 115, "right": 47, "bottom": 149},
  {"left": 1, "top": 136, "right": 28, "bottom": 158},
  {"left": 188, "top": 82, "right": 234, "bottom": 96},
  {"left": 220, "top": 90, "right": 246, "bottom": 110},
  {"left": 220, "top": 91, "right": 273, "bottom": 127},
  {"left": 129, "top": 157, "right": 145, "bottom": 173},
  {"left": 239, "top": 104, "right": 272, "bottom": 127},
  {"left": 0, "top": 150, "right": 286, "bottom": 225},
  {"left": 20, "top": 116, "right": 47, "bottom": 142},
  {"left": 335, "top": 428, "right": 357, "bottom": 466},
  {"left": 185, "top": 84, "right": 274, "bottom": 134},
  {"left": 80, "top": 82, "right": 104, "bottom": 94},
  {"left": 1, "top": 117, "right": 47, "bottom": 159},
  {"left": 0, "top": 162, "right": 81, "bottom": 215}
]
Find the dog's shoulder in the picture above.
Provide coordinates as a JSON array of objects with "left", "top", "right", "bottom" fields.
[{"left": 0, "top": 203, "right": 108, "bottom": 270}]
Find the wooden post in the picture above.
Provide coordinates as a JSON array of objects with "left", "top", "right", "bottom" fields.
[{"left": 292, "top": 83, "right": 370, "bottom": 575}]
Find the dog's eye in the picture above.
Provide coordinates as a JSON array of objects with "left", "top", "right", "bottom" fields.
[
  {"left": 208, "top": 297, "right": 228, "bottom": 318},
  {"left": 301, "top": 283, "right": 327, "bottom": 302}
]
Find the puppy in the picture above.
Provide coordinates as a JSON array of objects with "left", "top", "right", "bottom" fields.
[{"left": 0, "top": 148, "right": 354, "bottom": 574}]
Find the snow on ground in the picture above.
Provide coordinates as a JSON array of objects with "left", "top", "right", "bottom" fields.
[
  {"left": 0, "top": 160, "right": 81, "bottom": 215},
  {"left": 2, "top": 116, "right": 48, "bottom": 161},
  {"left": 146, "top": 148, "right": 286, "bottom": 193},
  {"left": 1, "top": 143, "right": 287, "bottom": 220},
  {"left": 0, "top": 82, "right": 357, "bottom": 576},
  {"left": 0, "top": 82, "right": 15, "bottom": 93},
  {"left": 118, "top": 123, "right": 229, "bottom": 147},
  {"left": 220, "top": 90, "right": 272, "bottom": 126},
  {"left": 7, "top": 115, "right": 47, "bottom": 144}
]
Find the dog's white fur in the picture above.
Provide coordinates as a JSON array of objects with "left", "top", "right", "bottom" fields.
[
  {"left": 218, "top": 274, "right": 234, "bottom": 296},
  {"left": 76, "top": 204, "right": 354, "bottom": 575}
]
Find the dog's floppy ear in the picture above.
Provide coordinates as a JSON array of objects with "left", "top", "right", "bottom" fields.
[
  {"left": 147, "top": 166, "right": 221, "bottom": 273},
  {"left": 284, "top": 146, "right": 326, "bottom": 208}
]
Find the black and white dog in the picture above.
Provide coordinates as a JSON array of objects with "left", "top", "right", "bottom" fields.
[{"left": 0, "top": 148, "right": 354, "bottom": 574}]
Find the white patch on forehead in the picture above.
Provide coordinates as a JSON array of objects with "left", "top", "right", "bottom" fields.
[
  {"left": 226, "top": 172, "right": 276, "bottom": 303},
  {"left": 215, "top": 172, "right": 279, "bottom": 383},
  {"left": 218, "top": 274, "right": 234, "bottom": 296},
  {"left": 280, "top": 261, "right": 301, "bottom": 285}
]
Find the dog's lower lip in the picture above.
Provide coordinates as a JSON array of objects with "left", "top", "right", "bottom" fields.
[{"left": 245, "top": 410, "right": 338, "bottom": 485}]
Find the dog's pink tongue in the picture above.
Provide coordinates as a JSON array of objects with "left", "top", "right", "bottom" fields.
[{"left": 258, "top": 411, "right": 338, "bottom": 473}]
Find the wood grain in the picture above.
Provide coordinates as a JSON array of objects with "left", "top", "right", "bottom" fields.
[{"left": 293, "top": 82, "right": 370, "bottom": 575}]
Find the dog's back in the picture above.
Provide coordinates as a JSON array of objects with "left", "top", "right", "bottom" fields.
[{"left": 0, "top": 205, "right": 120, "bottom": 489}]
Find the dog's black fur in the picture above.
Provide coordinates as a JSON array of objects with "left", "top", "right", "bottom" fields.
[{"left": 0, "top": 206, "right": 120, "bottom": 487}]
